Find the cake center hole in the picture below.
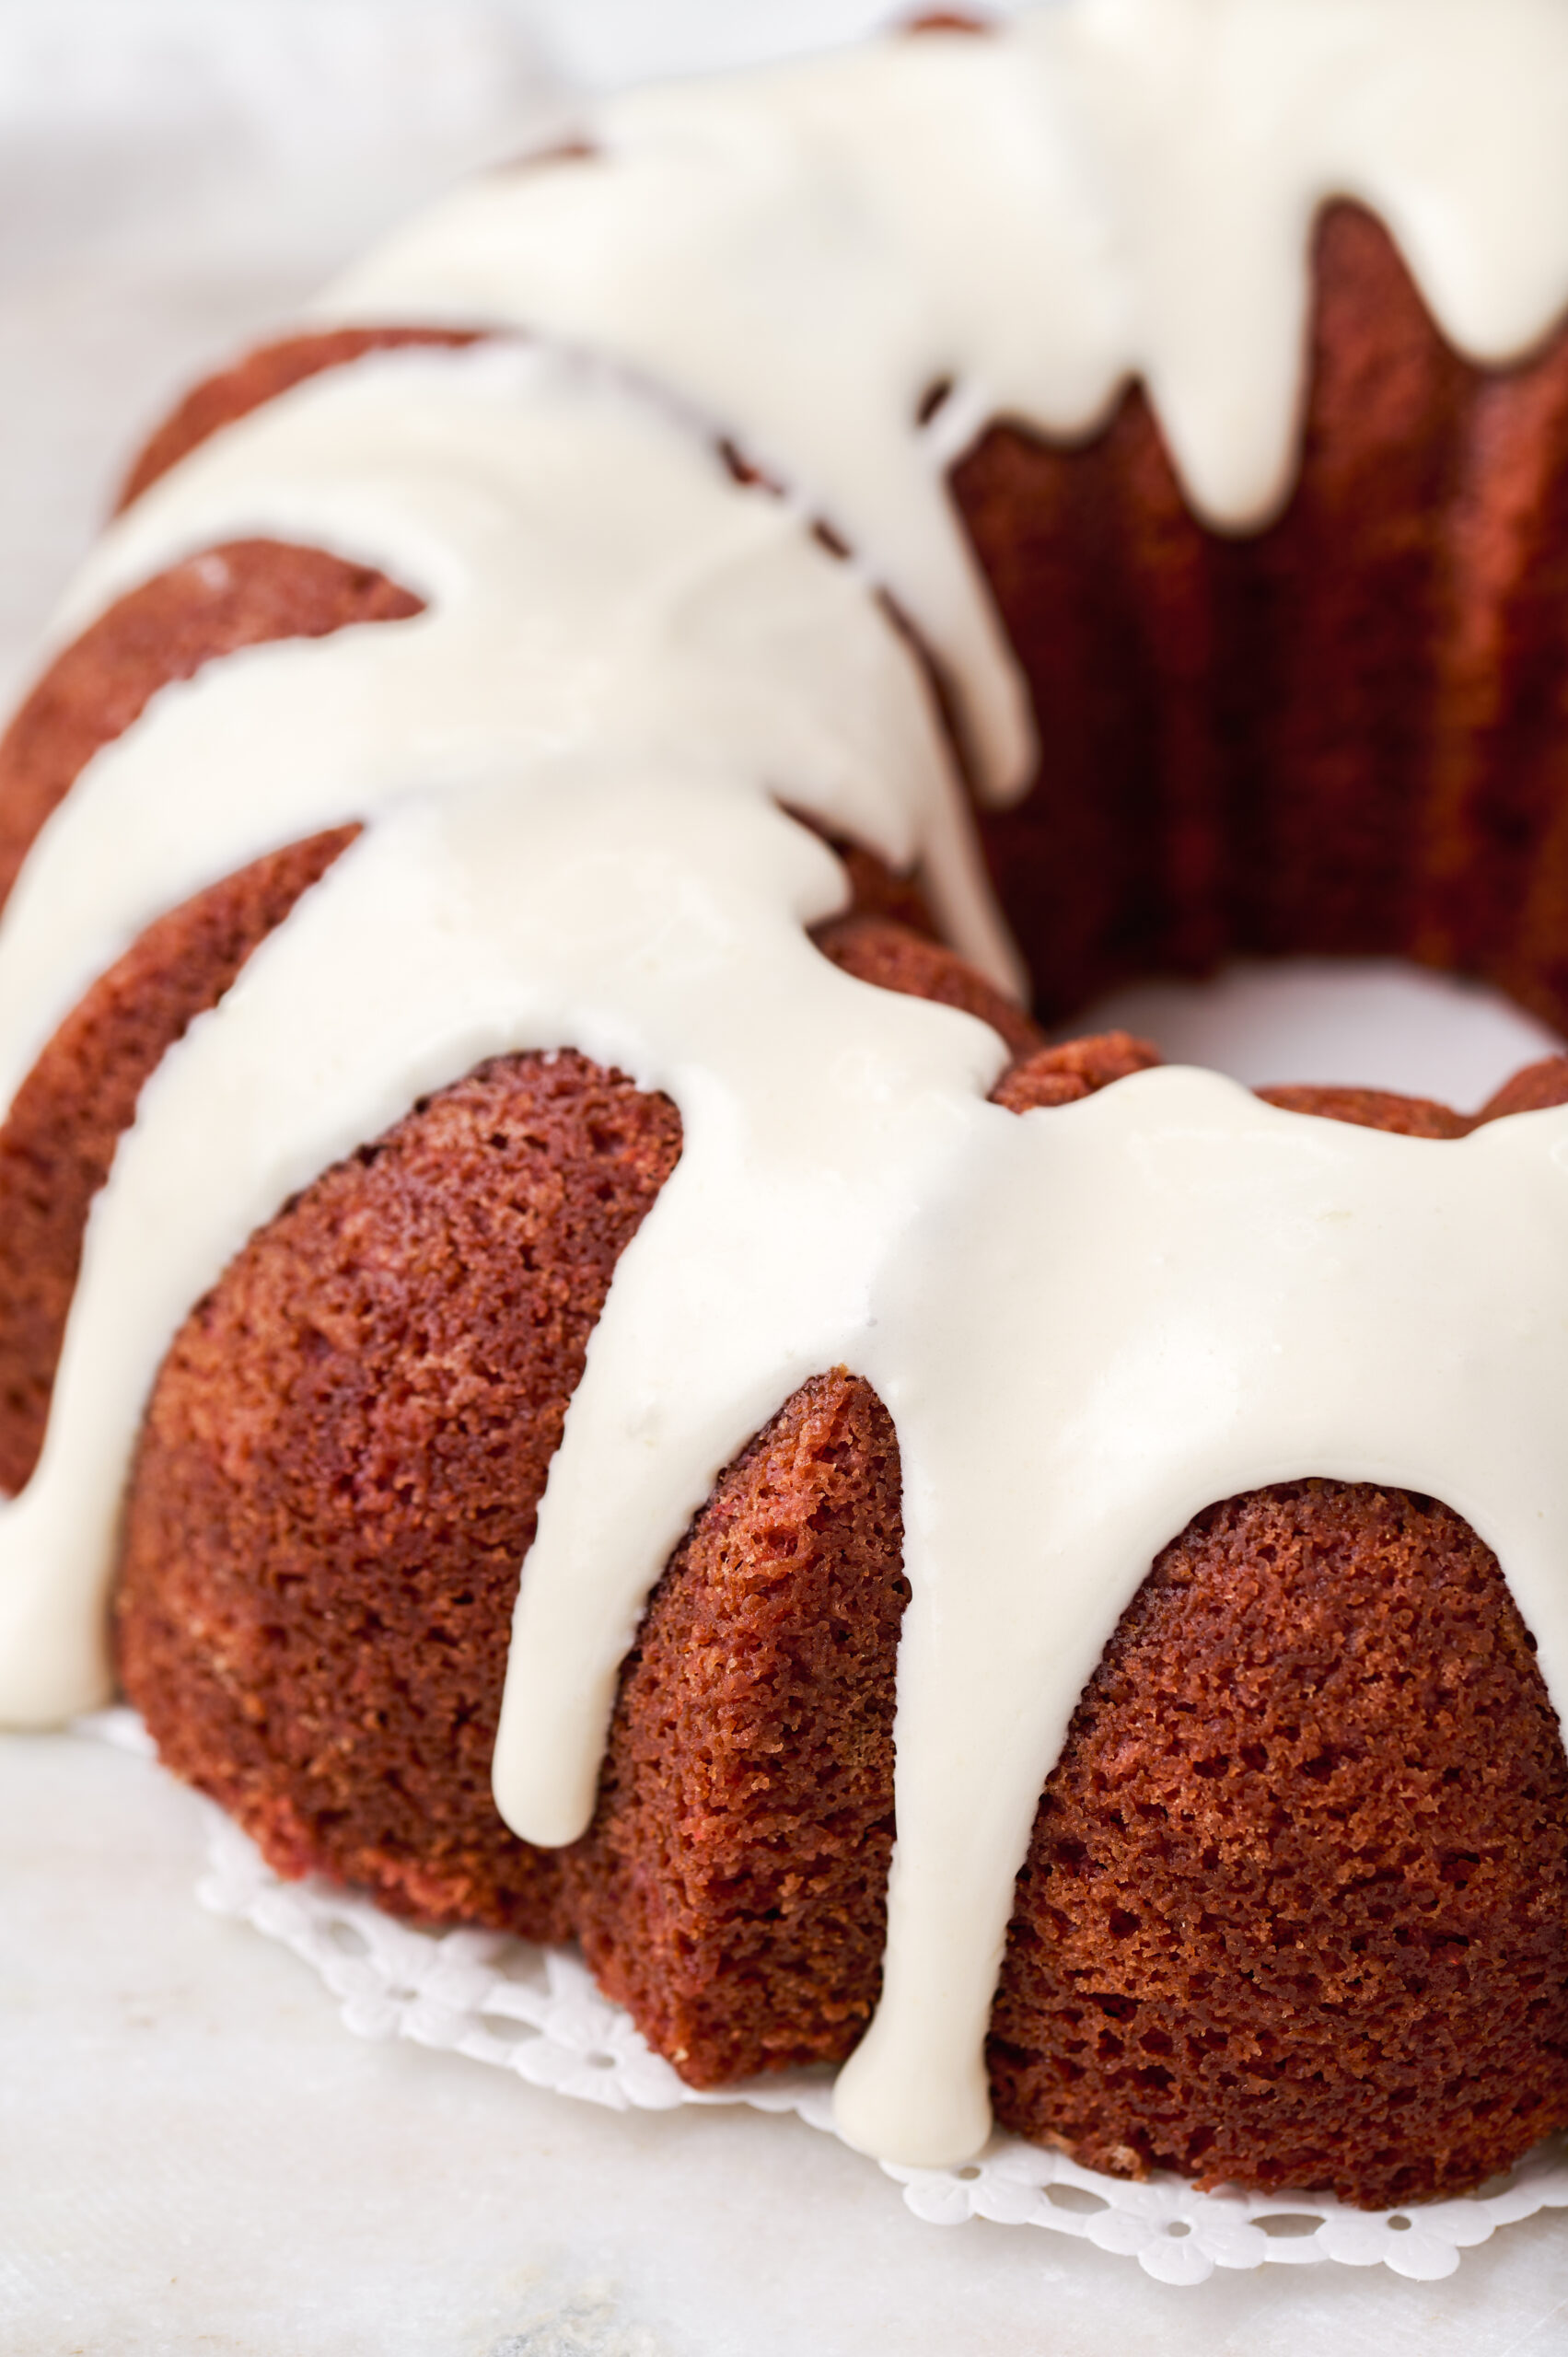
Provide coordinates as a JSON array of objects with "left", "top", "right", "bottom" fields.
[{"left": 1069, "top": 958, "right": 1563, "bottom": 1108}]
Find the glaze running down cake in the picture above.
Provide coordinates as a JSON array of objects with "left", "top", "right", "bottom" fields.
[{"left": 4, "top": 0, "right": 1568, "bottom": 2208}]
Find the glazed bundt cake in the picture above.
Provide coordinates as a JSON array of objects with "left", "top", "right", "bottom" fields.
[{"left": 4, "top": 0, "right": 1568, "bottom": 2211}]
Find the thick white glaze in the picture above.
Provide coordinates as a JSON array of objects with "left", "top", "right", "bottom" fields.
[
  {"left": 324, "top": 0, "right": 1568, "bottom": 801},
  {"left": 3, "top": 0, "right": 1568, "bottom": 2173},
  {"left": 0, "top": 341, "right": 1009, "bottom": 1121}
]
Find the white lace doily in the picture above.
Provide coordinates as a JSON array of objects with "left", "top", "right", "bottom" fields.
[{"left": 180, "top": 1781, "right": 1568, "bottom": 2287}]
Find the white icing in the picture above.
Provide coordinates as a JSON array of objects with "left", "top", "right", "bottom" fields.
[
  {"left": 4, "top": 0, "right": 1568, "bottom": 2177},
  {"left": 0, "top": 342, "right": 1011, "bottom": 1124},
  {"left": 321, "top": 0, "right": 1568, "bottom": 800}
]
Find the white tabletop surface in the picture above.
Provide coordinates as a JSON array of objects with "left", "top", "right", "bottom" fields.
[{"left": 3, "top": 7, "right": 1567, "bottom": 2351}]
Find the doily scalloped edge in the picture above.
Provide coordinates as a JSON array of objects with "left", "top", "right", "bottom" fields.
[{"left": 134, "top": 1723, "right": 1561, "bottom": 2290}]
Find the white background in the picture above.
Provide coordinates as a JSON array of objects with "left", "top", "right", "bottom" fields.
[{"left": 1, "top": 6, "right": 1565, "bottom": 2351}]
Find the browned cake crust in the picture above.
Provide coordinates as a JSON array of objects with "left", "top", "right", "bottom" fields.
[
  {"left": 959, "top": 200, "right": 1568, "bottom": 1035},
  {"left": 0, "top": 829, "right": 356, "bottom": 1496},
  {"left": 565, "top": 1370, "right": 908, "bottom": 2082},
  {"left": 116, "top": 1051, "right": 686, "bottom": 1938},
  {"left": 0, "top": 540, "right": 422, "bottom": 912},
  {"left": 110, "top": 1018, "right": 1568, "bottom": 2204},
  {"left": 815, "top": 911, "right": 1043, "bottom": 1059},
  {"left": 1473, "top": 1052, "right": 1568, "bottom": 1120},
  {"left": 1259, "top": 1061, "right": 1568, "bottom": 1136},
  {"left": 992, "top": 1481, "right": 1568, "bottom": 2205},
  {"left": 994, "top": 1029, "right": 1162, "bottom": 1111},
  {"left": 116, "top": 328, "right": 484, "bottom": 511},
  {"left": 1254, "top": 1083, "right": 1471, "bottom": 1137}
]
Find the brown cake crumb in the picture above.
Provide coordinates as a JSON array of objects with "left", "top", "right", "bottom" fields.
[
  {"left": 1260, "top": 1055, "right": 1568, "bottom": 1136},
  {"left": 990, "top": 1480, "right": 1568, "bottom": 2206},
  {"left": 1257, "top": 1082, "right": 1471, "bottom": 1138},
  {"left": 567, "top": 1370, "right": 907, "bottom": 2081},
  {"left": 116, "top": 1051, "right": 685, "bottom": 1937},
  {"left": 993, "top": 1030, "right": 1162, "bottom": 1110},
  {"left": 0, "top": 830, "right": 356, "bottom": 1496}
]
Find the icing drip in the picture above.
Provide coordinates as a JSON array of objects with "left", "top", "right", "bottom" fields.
[
  {"left": 4, "top": 0, "right": 1568, "bottom": 2176},
  {"left": 0, "top": 780, "right": 1005, "bottom": 1725},
  {"left": 0, "top": 342, "right": 1005, "bottom": 1125},
  {"left": 322, "top": 0, "right": 1568, "bottom": 801},
  {"left": 836, "top": 1078, "right": 1568, "bottom": 2161}
]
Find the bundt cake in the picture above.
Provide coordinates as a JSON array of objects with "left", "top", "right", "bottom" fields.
[{"left": 4, "top": 0, "right": 1568, "bottom": 2212}]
